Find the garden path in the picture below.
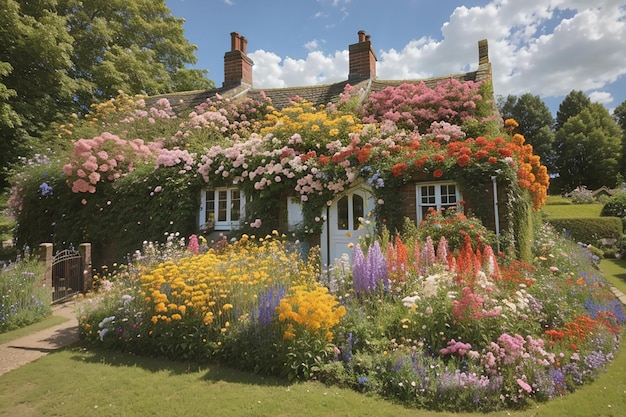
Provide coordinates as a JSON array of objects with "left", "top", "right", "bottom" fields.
[{"left": 0, "top": 301, "right": 78, "bottom": 376}]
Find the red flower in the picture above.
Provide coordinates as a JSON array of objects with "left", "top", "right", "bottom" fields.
[
  {"left": 456, "top": 154, "right": 471, "bottom": 168},
  {"left": 488, "top": 157, "right": 497, "bottom": 164},
  {"left": 433, "top": 168, "right": 444, "bottom": 178},
  {"left": 391, "top": 163, "right": 408, "bottom": 177},
  {"left": 318, "top": 154, "right": 330, "bottom": 164},
  {"left": 433, "top": 154, "right": 445, "bottom": 163}
]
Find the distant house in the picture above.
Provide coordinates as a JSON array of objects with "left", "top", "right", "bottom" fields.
[{"left": 153, "top": 31, "right": 524, "bottom": 268}]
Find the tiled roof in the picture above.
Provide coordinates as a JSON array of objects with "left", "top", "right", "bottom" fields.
[{"left": 147, "top": 62, "right": 492, "bottom": 112}]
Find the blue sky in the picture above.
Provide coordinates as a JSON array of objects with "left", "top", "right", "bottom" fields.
[{"left": 166, "top": 0, "right": 626, "bottom": 115}]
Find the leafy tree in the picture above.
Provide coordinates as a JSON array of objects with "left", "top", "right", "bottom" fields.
[
  {"left": 57, "top": 0, "right": 213, "bottom": 107},
  {"left": 552, "top": 103, "right": 622, "bottom": 193},
  {"left": 554, "top": 90, "right": 591, "bottom": 131},
  {"left": 614, "top": 100, "right": 626, "bottom": 179},
  {"left": 0, "top": 0, "right": 76, "bottom": 189},
  {"left": 498, "top": 94, "right": 555, "bottom": 170},
  {"left": 0, "top": 0, "right": 213, "bottom": 190}
]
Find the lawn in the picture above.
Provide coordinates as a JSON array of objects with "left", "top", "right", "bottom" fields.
[
  {"left": 540, "top": 203, "right": 603, "bottom": 219},
  {"left": 0, "top": 321, "right": 624, "bottom": 417}
]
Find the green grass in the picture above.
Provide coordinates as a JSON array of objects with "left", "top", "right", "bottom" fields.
[
  {"left": 540, "top": 203, "right": 603, "bottom": 219},
  {"left": 0, "top": 315, "right": 68, "bottom": 345},
  {"left": 0, "top": 334, "right": 624, "bottom": 417},
  {"left": 600, "top": 258, "right": 626, "bottom": 296}
]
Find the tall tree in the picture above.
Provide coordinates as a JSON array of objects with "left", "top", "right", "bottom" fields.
[
  {"left": 58, "top": 0, "right": 213, "bottom": 108},
  {"left": 554, "top": 90, "right": 592, "bottom": 131},
  {"left": 498, "top": 94, "right": 555, "bottom": 171},
  {"left": 0, "top": 0, "right": 213, "bottom": 189},
  {"left": 0, "top": 0, "right": 76, "bottom": 189},
  {"left": 614, "top": 100, "right": 626, "bottom": 180},
  {"left": 552, "top": 103, "right": 622, "bottom": 193}
]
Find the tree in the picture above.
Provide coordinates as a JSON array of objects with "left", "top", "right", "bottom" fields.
[
  {"left": 0, "top": 0, "right": 213, "bottom": 190},
  {"left": 554, "top": 90, "right": 591, "bottom": 131},
  {"left": 57, "top": 0, "right": 213, "bottom": 108},
  {"left": 552, "top": 103, "right": 622, "bottom": 193},
  {"left": 0, "top": 0, "right": 76, "bottom": 189},
  {"left": 614, "top": 100, "right": 626, "bottom": 179},
  {"left": 498, "top": 94, "right": 555, "bottom": 171}
]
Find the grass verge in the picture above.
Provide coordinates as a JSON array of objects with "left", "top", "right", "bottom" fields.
[{"left": 0, "top": 316, "right": 68, "bottom": 345}]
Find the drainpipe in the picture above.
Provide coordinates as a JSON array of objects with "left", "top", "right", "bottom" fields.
[{"left": 491, "top": 176, "right": 500, "bottom": 253}]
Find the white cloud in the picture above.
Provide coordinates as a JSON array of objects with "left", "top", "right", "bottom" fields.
[
  {"left": 589, "top": 91, "right": 614, "bottom": 105},
  {"left": 249, "top": 0, "right": 626, "bottom": 107}
]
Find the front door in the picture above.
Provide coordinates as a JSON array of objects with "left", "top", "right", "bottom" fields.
[{"left": 321, "top": 185, "right": 375, "bottom": 270}]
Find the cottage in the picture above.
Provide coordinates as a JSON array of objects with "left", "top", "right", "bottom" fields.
[{"left": 153, "top": 31, "right": 540, "bottom": 268}]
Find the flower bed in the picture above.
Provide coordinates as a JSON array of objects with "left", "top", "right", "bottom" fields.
[{"left": 78, "top": 221, "right": 623, "bottom": 412}]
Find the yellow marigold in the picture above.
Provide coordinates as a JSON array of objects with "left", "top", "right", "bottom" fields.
[
  {"left": 171, "top": 314, "right": 182, "bottom": 321},
  {"left": 203, "top": 312, "right": 214, "bottom": 325}
]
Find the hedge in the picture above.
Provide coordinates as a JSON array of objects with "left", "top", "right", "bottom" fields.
[{"left": 546, "top": 217, "right": 623, "bottom": 244}]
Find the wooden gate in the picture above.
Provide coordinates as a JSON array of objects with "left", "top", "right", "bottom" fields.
[{"left": 51, "top": 248, "right": 83, "bottom": 303}]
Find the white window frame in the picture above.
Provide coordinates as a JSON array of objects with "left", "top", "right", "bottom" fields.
[
  {"left": 287, "top": 197, "right": 304, "bottom": 231},
  {"left": 199, "top": 188, "right": 245, "bottom": 231},
  {"left": 416, "top": 182, "right": 462, "bottom": 222}
]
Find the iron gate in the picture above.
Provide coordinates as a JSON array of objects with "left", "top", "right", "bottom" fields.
[{"left": 52, "top": 248, "right": 83, "bottom": 303}]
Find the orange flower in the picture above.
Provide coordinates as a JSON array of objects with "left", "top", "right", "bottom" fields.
[
  {"left": 391, "top": 163, "right": 408, "bottom": 177},
  {"left": 433, "top": 169, "right": 444, "bottom": 178}
]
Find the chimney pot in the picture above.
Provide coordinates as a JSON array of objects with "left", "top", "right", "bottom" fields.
[{"left": 358, "top": 30, "right": 367, "bottom": 43}]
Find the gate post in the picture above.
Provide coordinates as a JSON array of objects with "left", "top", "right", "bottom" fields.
[
  {"left": 38, "top": 243, "right": 53, "bottom": 291},
  {"left": 79, "top": 243, "right": 92, "bottom": 293}
]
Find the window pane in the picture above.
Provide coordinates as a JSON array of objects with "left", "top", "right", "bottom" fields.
[
  {"left": 352, "top": 195, "right": 364, "bottom": 230},
  {"left": 230, "top": 190, "right": 241, "bottom": 222},
  {"left": 206, "top": 191, "right": 215, "bottom": 224},
  {"left": 337, "top": 196, "right": 348, "bottom": 230},
  {"left": 441, "top": 184, "right": 457, "bottom": 207},
  {"left": 421, "top": 185, "right": 436, "bottom": 205},
  {"left": 218, "top": 190, "right": 227, "bottom": 221}
]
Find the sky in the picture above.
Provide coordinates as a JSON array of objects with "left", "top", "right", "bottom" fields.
[{"left": 166, "top": 0, "right": 626, "bottom": 116}]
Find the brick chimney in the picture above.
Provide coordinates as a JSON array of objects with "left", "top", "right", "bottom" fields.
[
  {"left": 348, "top": 30, "right": 377, "bottom": 81},
  {"left": 478, "top": 39, "right": 489, "bottom": 65},
  {"left": 223, "top": 32, "right": 254, "bottom": 88}
]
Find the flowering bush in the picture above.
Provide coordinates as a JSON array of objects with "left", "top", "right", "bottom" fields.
[
  {"left": 0, "top": 256, "right": 50, "bottom": 332},
  {"left": 77, "top": 220, "right": 623, "bottom": 412}
]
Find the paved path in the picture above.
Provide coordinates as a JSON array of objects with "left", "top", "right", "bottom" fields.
[{"left": 0, "top": 302, "right": 79, "bottom": 377}]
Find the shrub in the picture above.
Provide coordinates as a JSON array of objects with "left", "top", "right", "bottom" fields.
[
  {"left": 546, "top": 217, "right": 622, "bottom": 244},
  {"left": 79, "top": 222, "right": 624, "bottom": 413},
  {"left": 601, "top": 193, "right": 626, "bottom": 217}
]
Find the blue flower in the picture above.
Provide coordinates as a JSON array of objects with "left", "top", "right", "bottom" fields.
[{"left": 39, "top": 182, "right": 53, "bottom": 196}]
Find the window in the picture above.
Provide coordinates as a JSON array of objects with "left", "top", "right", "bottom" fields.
[
  {"left": 336, "top": 194, "right": 364, "bottom": 231},
  {"left": 199, "top": 188, "right": 245, "bottom": 230},
  {"left": 416, "top": 182, "right": 461, "bottom": 222}
]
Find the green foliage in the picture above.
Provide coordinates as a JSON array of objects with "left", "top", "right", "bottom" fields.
[
  {"left": 546, "top": 217, "right": 622, "bottom": 244},
  {"left": 600, "top": 193, "right": 626, "bottom": 217},
  {"left": 555, "top": 90, "right": 592, "bottom": 131},
  {"left": 552, "top": 103, "right": 622, "bottom": 193},
  {"left": 498, "top": 93, "right": 555, "bottom": 170},
  {"left": 0, "top": 256, "right": 51, "bottom": 333},
  {"left": 0, "top": 0, "right": 212, "bottom": 190}
]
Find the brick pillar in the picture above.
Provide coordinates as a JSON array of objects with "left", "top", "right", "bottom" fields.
[
  {"left": 79, "top": 243, "right": 92, "bottom": 293},
  {"left": 38, "top": 243, "right": 53, "bottom": 292}
]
